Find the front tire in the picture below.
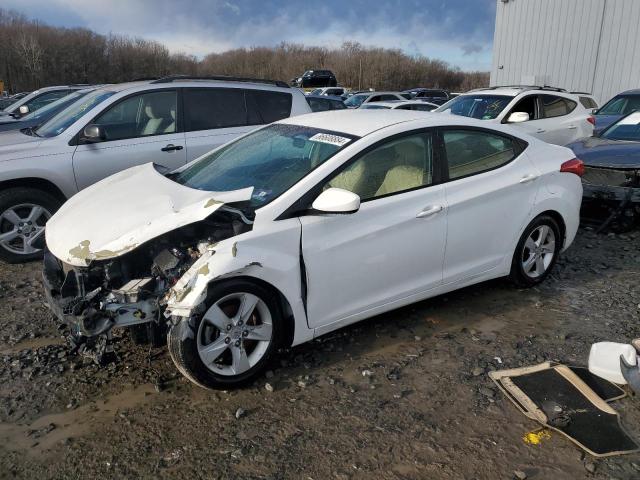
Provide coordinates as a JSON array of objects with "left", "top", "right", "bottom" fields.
[
  {"left": 509, "top": 215, "right": 561, "bottom": 288},
  {"left": 0, "top": 187, "right": 61, "bottom": 263},
  {"left": 167, "top": 279, "right": 283, "bottom": 389}
]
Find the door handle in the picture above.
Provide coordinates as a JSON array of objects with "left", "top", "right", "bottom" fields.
[
  {"left": 161, "top": 144, "right": 183, "bottom": 152},
  {"left": 568, "top": 125, "right": 577, "bottom": 129},
  {"left": 535, "top": 128, "right": 546, "bottom": 133},
  {"left": 416, "top": 205, "right": 443, "bottom": 218},
  {"left": 519, "top": 173, "right": 539, "bottom": 184}
]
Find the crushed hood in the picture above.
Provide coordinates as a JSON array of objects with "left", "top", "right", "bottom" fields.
[{"left": 46, "top": 162, "right": 253, "bottom": 266}]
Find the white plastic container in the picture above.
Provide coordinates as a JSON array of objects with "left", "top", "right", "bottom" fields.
[{"left": 588, "top": 342, "right": 637, "bottom": 384}]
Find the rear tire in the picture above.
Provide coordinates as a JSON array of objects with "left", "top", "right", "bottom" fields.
[
  {"left": 167, "top": 279, "right": 283, "bottom": 389},
  {"left": 509, "top": 215, "right": 561, "bottom": 288},
  {"left": 0, "top": 187, "right": 62, "bottom": 263}
]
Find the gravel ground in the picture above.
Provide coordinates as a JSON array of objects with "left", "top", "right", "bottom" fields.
[{"left": 1, "top": 227, "right": 640, "bottom": 479}]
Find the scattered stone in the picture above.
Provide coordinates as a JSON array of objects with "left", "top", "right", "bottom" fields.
[
  {"left": 472, "top": 367, "right": 485, "bottom": 377},
  {"left": 479, "top": 387, "right": 495, "bottom": 398},
  {"left": 362, "top": 369, "right": 373, "bottom": 377},
  {"left": 235, "top": 407, "right": 246, "bottom": 419},
  {"left": 264, "top": 383, "right": 274, "bottom": 392},
  {"left": 513, "top": 470, "right": 527, "bottom": 480},
  {"left": 584, "top": 462, "right": 596, "bottom": 474}
]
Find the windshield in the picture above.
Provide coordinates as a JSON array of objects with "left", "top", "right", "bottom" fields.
[
  {"left": 598, "top": 95, "right": 640, "bottom": 115},
  {"left": 344, "top": 94, "right": 369, "bottom": 107},
  {"left": 22, "top": 90, "right": 90, "bottom": 122},
  {"left": 173, "top": 123, "right": 356, "bottom": 208},
  {"left": 435, "top": 94, "right": 512, "bottom": 120},
  {"left": 601, "top": 111, "right": 640, "bottom": 141},
  {"left": 35, "top": 89, "right": 115, "bottom": 138}
]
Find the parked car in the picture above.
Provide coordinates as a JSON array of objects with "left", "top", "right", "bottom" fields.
[
  {"left": 360, "top": 100, "right": 439, "bottom": 111},
  {"left": 43, "top": 109, "right": 582, "bottom": 388},
  {"left": 1, "top": 85, "right": 91, "bottom": 118},
  {"left": 307, "top": 87, "right": 345, "bottom": 97},
  {"left": 592, "top": 89, "right": 640, "bottom": 134},
  {"left": 344, "top": 91, "right": 411, "bottom": 108},
  {"left": 403, "top": 88, "right": 450, "bottom": 105},
  {"left": 0, "top": 75, "right": 311, "bottom": 262},
  {"left": 306, "top": 95, "right": 347, "bottom": 112},
  {"left": 435, "top": 86, "right": 594, "bottom": 145},
  {"left": 566, "top": 110, "right": 640, "bottom": 230},
  {"left": 0, "top": 87, "right": 100, "bottom": 134},
  {"left": 291, "top": 70, "right": 337, "bottom": 88},
  {"left": 0, "top": 92, "right": 29, "bottom": 111}
]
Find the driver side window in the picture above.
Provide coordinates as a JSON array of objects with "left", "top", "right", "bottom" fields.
[
  {"left": 507, "top": 95, "right": 538, "bottom": 121},
  {"left": 91, "top": 91, "right": 177, "bottom": 142},
  {"left": 323, "top": 132, "right": 433, "bottom": 201}
]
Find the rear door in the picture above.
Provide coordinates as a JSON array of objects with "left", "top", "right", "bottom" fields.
[
  {"left": 72, "top": 89, "right": 186, "bottom": 190},
  {"left": 183, "top": 88, "right": 293, "bottom": 161},
  {"left": 538, "top": 94, "right": 581, "bottom": 145},
  {"left": 439, "top": 127, "right": 539, "bottom": 283}
]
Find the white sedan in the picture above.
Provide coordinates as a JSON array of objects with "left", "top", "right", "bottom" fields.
[{"left": 43, "top": 110, "right": 584, "bottom": 389}]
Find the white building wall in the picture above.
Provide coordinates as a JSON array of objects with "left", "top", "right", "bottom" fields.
[{"left": 491, "top": 0, "right": 640, "bottom": 104}]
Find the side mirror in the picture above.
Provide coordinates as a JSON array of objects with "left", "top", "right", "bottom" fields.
[
  {"left": 18, "top": 105, "right": 29, "bottom": 115},
  {"left": 506, "top": 111, "right": 530, "bottom": 123},
  {"left": 592, "top": 108, "right": 599, "bottom": 115},
  {"left": 82, "top": 124, "right": 105, "bottom": 143},
  {"left": 312, "top": 188, "right": 360, "bottom": 214}
]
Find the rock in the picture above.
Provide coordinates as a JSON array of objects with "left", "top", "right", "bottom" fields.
[
  {"left": 513, "top": 470, "right": 527, "bottom": 480},
  {"left": 297, "top": 380, "right": 307, "bottom": 388},
  {"left": 472, "top": 367, "right": 485, "bottom": 377},
  {"left": 361, "top": 369, "right": 373, "bottom": 377},
  {"left": 479, "top": 387, "right": 495, "bottom": 398},
  {"left": 264, "top": 383, "right": 274, "bottom": 392},
  {"left": 584, "top": 462, "right": 596, "bottom": 474},
  {"left": 235, "top": 407, "right": 246, "bottom": 419}
]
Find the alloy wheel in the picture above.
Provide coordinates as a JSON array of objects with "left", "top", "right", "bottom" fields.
[
  {"left": 197, "top": 292, "right": 273, "bottom": 376},
  {"left": 0, "top": 203, "right": 51, "bottom": 256},
  {"left": 521, "top": 225, "right": 556, "bottom": 279}
]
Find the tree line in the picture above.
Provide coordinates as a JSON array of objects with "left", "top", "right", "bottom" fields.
[{"left": 0, "top": 8, "right": 488, "bottom": 94}]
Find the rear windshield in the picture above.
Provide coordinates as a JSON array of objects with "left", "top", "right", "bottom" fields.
[
  {"left": 344, "top": 94, "right": 370, "bottom": 108},
  {"left": 601, "top": 111, "right": 640, "bottom": 141},
  {"left": 435, "top": 95, "right": 512, "bottom": 120}
]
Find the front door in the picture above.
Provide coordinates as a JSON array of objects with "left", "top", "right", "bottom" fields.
[
  {"left": 73, "top": 89, "right": 186, "bottom": 190},
  {"left": 300, "top": 131, "right": 447, "bottom": 329}
]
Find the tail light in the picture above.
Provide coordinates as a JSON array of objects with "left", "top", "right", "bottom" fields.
[
  {"left": 587, "top": 116, "right": 596, "bottom": 126},
  {"left": 560, "top": 158, "right": 585, "bottom": 177}
]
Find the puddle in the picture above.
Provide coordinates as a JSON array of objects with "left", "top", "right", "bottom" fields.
[
  {"left": 0, "top": 383, "right": 157, "bottom": 455},
  {"left": 0, "top": 337, "right": 65, "bottom": 356}
]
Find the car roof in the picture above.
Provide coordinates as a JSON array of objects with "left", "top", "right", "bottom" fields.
[
  {"left": 618, "top": 89, "right": 640, "bottom": 95},
  {"left": 89, "top": 78, "right": 296, "bottom": 96},
  {"left": 277, "top": 109, "right": 504, "bottom": 137}
]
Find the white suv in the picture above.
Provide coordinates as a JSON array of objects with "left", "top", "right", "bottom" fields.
[
  {"left": 0, "top": 76, "right": 311, "bottom": 262},
  {"left": 435, "top": 86, "right": 594, "bottom": 145}
]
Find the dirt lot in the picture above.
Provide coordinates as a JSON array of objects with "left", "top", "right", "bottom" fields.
[{"left": 1, "top": 227, "right": 640, "bottom": 479}]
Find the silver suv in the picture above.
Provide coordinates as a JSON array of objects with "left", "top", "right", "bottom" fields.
[{"left": 0, "top": 76, "right": 311, "bottom": 262}]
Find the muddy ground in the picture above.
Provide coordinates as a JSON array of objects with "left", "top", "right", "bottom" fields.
[{"left": 1, "top": 227, "right": 640, "bottom": 479}]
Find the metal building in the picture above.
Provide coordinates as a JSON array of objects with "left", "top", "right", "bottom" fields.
[{"left": 490, "top": 0, "right": 640, "bottom": 104}]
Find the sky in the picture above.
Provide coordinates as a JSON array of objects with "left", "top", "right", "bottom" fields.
[{"left": 4, "top": 0, "right": 497, "bottom": 71}]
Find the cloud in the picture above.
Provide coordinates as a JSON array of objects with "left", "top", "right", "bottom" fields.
[{"left": 2, "top": 0, "right": 496, "bottom": 70}]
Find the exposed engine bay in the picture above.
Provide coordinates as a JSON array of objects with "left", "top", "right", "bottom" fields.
[{"left": 42, "top": 207, "right": 252, "bottom": 362}]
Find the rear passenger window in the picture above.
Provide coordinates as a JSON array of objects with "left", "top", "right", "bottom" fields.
[
  {"left": 184, "top": 88, "right": 246, "bottom": 131},
  {"left": 246, "top": 90, "right": 292, "bottom": 124},
  {"left": 541, "top": 95, "right": 576, "bottom": 118},
  {"left": 579, "top": 96, "right": 598, "bottom": 109},
  {"left": 443, "top": 129, "right": 517, "bottom": 180}
]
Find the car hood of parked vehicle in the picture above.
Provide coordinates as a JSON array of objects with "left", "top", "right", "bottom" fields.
[
  {"left": 566, "top": 136, "right": 640, "bottom": 169},
  {"left": 46, "top": 162, "right": 254, "bottom": 267},
  {"left": 0, "top": 130, "right": 43, "bottom": 160},
  {"left": 0, "top": 115, "right": 20, "bottom": 126}
]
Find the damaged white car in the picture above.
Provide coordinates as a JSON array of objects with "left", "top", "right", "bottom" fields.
[{"left": 43, "top": 110, "right": 583, "bottom": 388}]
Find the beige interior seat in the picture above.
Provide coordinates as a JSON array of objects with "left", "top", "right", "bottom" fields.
[
  {"left": 328, "top": 146, "right": 397, "bottom": 199},
  {"left": 141, "top": 104, "right": 163, "bottom": 136},
  {"left": 164, "top": 107, "right": 176, "bottom": 133},
  {"left": 375, "top": 141, "right": 427, "bottom": 197}
]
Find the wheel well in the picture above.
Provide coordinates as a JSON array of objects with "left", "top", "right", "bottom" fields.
[
  {"left": 0, "top": 178, "right": 67, "bottom": 203},
  {"left": 209, "top": 276, "right": 296, "bottom": 348},
  {"left": 538, "top": 210, "right": 567, "bottom": 246}
]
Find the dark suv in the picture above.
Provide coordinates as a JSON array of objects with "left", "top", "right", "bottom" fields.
[
  {"left": 403, "top": 88, "right": 450, "bottom": 105},
  {"left": 292, "top": 70, "right": 338, "bottom": 88}
]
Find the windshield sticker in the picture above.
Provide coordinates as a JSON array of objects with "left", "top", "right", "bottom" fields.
[{"left": 309, "top": 133, "right": 351, "bottom": 147}]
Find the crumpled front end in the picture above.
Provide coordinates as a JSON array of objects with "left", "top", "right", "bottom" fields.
[{"left": 582, "top": 165, "right": 640, "bottom": 202}]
